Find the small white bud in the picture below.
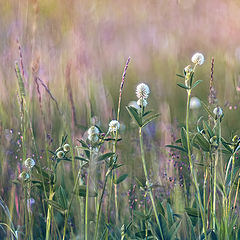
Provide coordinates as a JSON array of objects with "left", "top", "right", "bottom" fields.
[
  {"left": 63, "top": 144, "right": 70, "bottom": 152},
  {"left": 213, "top": 107, "right": 223, "bottom": 117},
  {"left": 137, "top": 99, "right": 148, "bottom": 107},
  {"left": 56, "top": 150, "right": 65, "bottom": 159}
]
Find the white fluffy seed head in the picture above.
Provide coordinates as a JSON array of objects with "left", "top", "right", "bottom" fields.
[
  {"left": 137, "top": 99, "right": 148, "bottom": 107},
  {"left": 108, "top": 120, "right": 120, "bottom": 133},
  {"left": 190, "top": 97, "right": 201, "bottom": 109},
  {"left": 24, "top": 158, "right": 35, "bottom": 169},
  {"left": 191, "top": 52, "right": 205, "bottom": 65},
  {"left": 213, "top": 107, "right": 223, "bottom": 117},
  {"left": 136, "top": 83, "right": 150, "bottom": 99}
]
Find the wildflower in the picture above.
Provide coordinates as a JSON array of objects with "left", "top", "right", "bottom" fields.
[
  {"left": 136, "top": 83, "right": 150, "bottom": 99},
  {"left": 108, "top": 120, "right": 120, "bottom": 133},
  {"left": 24, "top": 158, "right": 35, "bottom": 169},
  {"left": 137, "top": 98, "right": 148, "bottom": 107},
  {"left": 213, "top": 107, "right": 223, "bottom": 118},
  {"left": 191, "top": 52, "right": 205, "bottom": 65},
  {"left": 190, "top": 97, "right": 201, "bottom": 109},
  {"left": 56, "top": 150, "right": 65, "bottom": 159},
  {"left": 63, "top": 144, "right": 70, "bottom": 152},
  {"left": 87, "top": 126, "right": 100, "bottom": 143},
  {"left": 19, "top": 171, "right": 30, "bottom": 181}
]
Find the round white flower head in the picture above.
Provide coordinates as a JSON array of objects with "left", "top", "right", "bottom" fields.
[
  {"left": 191, "top": 52, "right": 204, "bottom": 65},
  {"left": 136, "top": 83, "right": 150, "bottom": 99},
  {"left": 137, "top": 98, "right": 148, "bottom": 107},
  {"left": 87, "top": 126, "right": 99, "bottom": 136},
  {"left": 190, "top": 97, "right": 201, "bottom": 109},
  {"left": 108, "top": 120, "right": 120, "bottom": 133},
  {"left": 87, "top": 126, "right": 100, "bottom": 143},
  {"left": 24, "top": 158, "right": 35, "bottom": 169},
  {"left": 213, "top": 107, "right": 223, "bottom": 117}
]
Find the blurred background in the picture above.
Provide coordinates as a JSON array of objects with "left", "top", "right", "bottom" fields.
[{"left": 0, "top": 0, "right": 240, "bottom": 238}]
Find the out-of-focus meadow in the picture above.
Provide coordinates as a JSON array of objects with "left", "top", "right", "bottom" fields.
[{"left": 1, "top": 0, "right": 240, "bottom": 239}]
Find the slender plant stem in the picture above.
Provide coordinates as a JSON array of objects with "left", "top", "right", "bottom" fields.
[
  {"left": 45, "top": 189, "right": 54, "bottom": 240},
  {"left": 185, "top": 90, "right": 207, "bottom": 238},
  {"left": 63, "top": 171, "right": 81, "bottom": 240},
  {"left": 228, "top": 153, "right": 235, "bottom": 214},
  {"left": 85, "top": 167, "right": 90, "bottom": 240},
  {"left": 94, "top": 175, "right": 108, "bottom": 240},
  {"left": 139, "top": 127, "right": 164, "bottom": 240}
]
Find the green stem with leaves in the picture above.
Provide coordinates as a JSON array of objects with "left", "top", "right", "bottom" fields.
[{"left": 186, "top": 90, "right": 207, "bottom": 238}]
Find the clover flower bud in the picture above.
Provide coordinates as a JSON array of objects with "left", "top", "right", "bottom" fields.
[
  {"left": 57, "top": 150, "right": 65, "bottom": 159},
  {"left": 213, "top": 107, "right": 223, "bottom": 118},
  {"left": 63, "top": 144, "right": 70, "bottom": 152},
  {"left": 137, "top": 98, "right": 148, "bottom": 107},
  {"left": 19, "top": 171, "right": 30, "bottom": 181}
]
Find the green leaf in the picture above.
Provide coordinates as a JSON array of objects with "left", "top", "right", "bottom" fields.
[
  {"left": 203, "top": 120, "right": 214, "bottom": 138},
  {"left": 143, "top": 110, "right": 153, "bottom": 117},
  {"left": 169, "top": 220, "right": 181, "bottom": 240},
  {"left": 46, "top": 200, "right": 66, "bottom": 215},
  {"left": 181, "top": 127, "right": 188, "bottom": 151},
  {"left": 191, "top": 80, "right": 202, "bottom": 89},
  {"left": 179, "top": 213, "right": 196, "bottom": 240},
  {"left": 142, "top": 113, "right": 160, "bottom": 128},
  {"left": 77, "top": 139, "right": 90, "bottom": 159},
  {"left": 176, "top": 74, "right": 185, "bottom": 78},
  {"left": 113, "top": 174, "right": 128, "bottom": 184},
  {"left": 185, "top": 207, "right": 200, "bottom": 218},
  {"left": 193, "top": 133, "right": 210, "bottom": 152},
  {"left": 166, "top": 203, "right": 174, "bottom": 227},
  {"left": 57, "top": 186, "right": 68, "bottom": 210},
  {"left": 78, "top": 185, "right": 97, "bottom": 197},
  {"left": 98, "top": 152, "right": 115, "bottom": 161},
  {"left": 177, "top": 83, "right": 190, "bottom": 90},
  {"left": 201, "top": 101, "right": 215, "bottom": 119},
  {"left": 135, "top": 230, "right": 152, "bottom": 238},
  {"left": 126, "top": 106, "right": 142, "bottom": 127},
  {"left": 165, "top": 145, "right": 187, "bottom": 153},
  {"left": 74, "top": 156, "right": 89, "bottom": 162},
  {"left": 221, "top": 138, "right": 233, "bottom": 154}
]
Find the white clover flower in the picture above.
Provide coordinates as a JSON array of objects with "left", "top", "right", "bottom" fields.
[
  {"left": 24, "top": 158, "right": 35, "bottom": 169},
  {"left": 136, "top": 83, "right": 150, "bottom": 99},
  {"left": 213, "top": 107, "right": 223, "bottom": 117},
  {"left": 87, "top": 126, "right": 100, "bottom": 143},
  {"left": 87, "top": 126, "right": 99, "bottom": 136},
  {"left": 19, "top": 171, "right": 30, "bottom": 181},
  {"left": 108, "top": 120, "right": 120, "bottom": 133},
  {"left": 191, "top": 52, "right": 205, "bottom": 65},
  {"left": 137, "top": 98, "right": 148, "bottom": 107},
  {"left": 56, "top": 150, "right": 65, "bottom": 159},
  {"left": 190, "top": 97, "right": 201, "bottom": 109},
  {"left": 63, "top": 144, "right": 70, "bottom": 152}
]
